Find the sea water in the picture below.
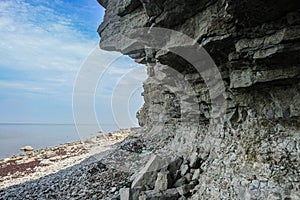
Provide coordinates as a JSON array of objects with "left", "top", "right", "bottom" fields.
[{"left": 0, "top": 123, "right": 117, "bottom": 160}]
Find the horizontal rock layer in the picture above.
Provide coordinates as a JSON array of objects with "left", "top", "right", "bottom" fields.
[{"left": 98, "top": 0, "right": 300, "bottom": 199}]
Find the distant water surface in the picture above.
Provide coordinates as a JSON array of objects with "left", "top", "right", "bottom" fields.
[{"left": 0, "top": 123, "right": 117, "bottom": 160}]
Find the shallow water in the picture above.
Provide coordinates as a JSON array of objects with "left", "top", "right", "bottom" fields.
[{"left": 0, "top": 124, "right": 117, "bottom": 159}]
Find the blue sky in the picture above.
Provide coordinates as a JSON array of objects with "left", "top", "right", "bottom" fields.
[{"left": 0, "top": 0, "right": 146, "bottom": 130}]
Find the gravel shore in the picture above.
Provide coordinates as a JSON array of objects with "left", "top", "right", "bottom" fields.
[
  {"left": 0, "top": 129, "right": 132, "bottom": 198},
  {"left": 0, "top": 127, "right": 152, "bottom": 199}
]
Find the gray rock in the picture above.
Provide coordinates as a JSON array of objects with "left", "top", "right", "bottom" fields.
[
  {"left": 167, "top": 157, "right": 183, "bottom": 175},
  {"left": 131, "top": 155, "right": 169, "bottom": 189},
  {"left": 176, "top": 184, "right": 194, "bottom": 196},
  {"left": 154, "top": 170, "right": 170, "bottom": 191},
  {"left": 131, "top": 187, "right": 144, "bottom": 200},
  {"left": 111, "top": 187, "right": 117, "bottom": 193},
  {"left": 192, "top": 169, "right": 201, "bottom": 181},
  {"left": 189, "top": 152, "right": 201, "bottom": 169},
  {"left": 97, "top": 0, "right": 108, "bottom": 8},
  {"left": 178, "top": 197, "right": 187, "bottom": 200},
  {"left": 180, "top": 164, "right": 189, "bottom": 176},
  {"left": 173, "top": 177, "right": 187, "bottom": 188},
  {"left": 119, "top": 188, "right": 130, "bottom": 200},
  {"left": 139, "top": 188, "right": 179, "bottom": 200},
  {"left": 184, "top": 173, "right": 192, "bottom": 182}
]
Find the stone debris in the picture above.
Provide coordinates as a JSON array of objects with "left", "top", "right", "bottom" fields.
[
  {"left": 0, "top": 128, "right": 141, "bottom": 199},
  {"left": 118, "top": 155, "right": 204, "bottom": 200},
  {"left": 120, "top": 139, "right": 145, "bottom": 153}
]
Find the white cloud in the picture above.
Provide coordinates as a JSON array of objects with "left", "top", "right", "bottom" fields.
[
  {"left": 0, "top": 80, "right": 45, "bottom": 92},
  {"left": 0, "top": 0, "right": 97, "bottom": 72},
  {"left": 0, "top": 0, "right": 105, "bottom": 99},
  {"left": 0, "top": 0, "right": 148, "bottom": 128}
]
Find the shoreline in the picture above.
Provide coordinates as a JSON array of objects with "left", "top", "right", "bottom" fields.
[{"left": 0, "top": 129, "right": 130, "bottom": 190}]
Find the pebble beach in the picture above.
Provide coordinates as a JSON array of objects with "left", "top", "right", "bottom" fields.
[{"left": 0, "top": 129, "right": 130, "bottom": 191}]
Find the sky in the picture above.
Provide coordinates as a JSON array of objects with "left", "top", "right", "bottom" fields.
[{"left": 0, "top": 0, "right": 147, "bottom": 131}]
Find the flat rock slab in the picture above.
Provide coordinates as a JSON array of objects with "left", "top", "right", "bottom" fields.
[{"left": 131, "top": 154, "right": 169, "bottom": 189}]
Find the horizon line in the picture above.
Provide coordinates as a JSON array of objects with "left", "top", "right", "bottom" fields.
[{"left": 0, "top": 123, "right": 118, "bottom": 126}]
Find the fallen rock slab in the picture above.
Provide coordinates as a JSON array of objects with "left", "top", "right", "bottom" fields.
[{"left": 131, "top": 154, "right": 169, "bottom": 189}]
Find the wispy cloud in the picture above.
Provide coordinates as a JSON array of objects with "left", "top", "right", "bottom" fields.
[
  {"left": 0, "top": 0, "right": 104, "bottom": 124},
  {"left": 0, "top": 0, "right": 147, "bottom": 128},
  {"left": 0, "top": 0, "right": 99, "bottom": 68},
  {"left": 0, "top": 80, "right": 45, "bottom": 92},
  {"left": 0, "top": 0, "right": 100, "bottom": 94}
]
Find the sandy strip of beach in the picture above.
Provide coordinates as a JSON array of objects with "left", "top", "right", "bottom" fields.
[{"left": 0, "top": 129, "right": 130, "bottom": 190}]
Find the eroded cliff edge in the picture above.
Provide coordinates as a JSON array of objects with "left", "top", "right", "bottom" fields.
[{"left": 98, "top": 0, "right": 300, "bottom": 199}]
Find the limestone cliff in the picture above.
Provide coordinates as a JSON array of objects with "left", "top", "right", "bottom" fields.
[{"left": 98, "top": 0, "right": 300, "bottom": 199}]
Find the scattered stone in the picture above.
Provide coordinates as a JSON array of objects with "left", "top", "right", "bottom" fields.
[
  {"left": 120, "top": 139, "right": 145, "bottom": 153},
  {"left": 176, "top": 184, "right": 194, "bottom": 196},
  {"left": 107, "top": 133, "right": 113, "bottom": 137},
  {"left": 20, "top": 146, "right": 34, "bottom": 152},
  {"left": 119, "top": 188, "right": 130, "bottom": 200},
  {"left": 154, "top": 170, "right": 170, "bottom": 191},
  {"left": 111, "top": 187, "right": 117, "bottom": 193},
  {"left": 49, "top": 157, "right": 57, "bottom": 162},
  {"left": 173, "top": 177, "right": 187, "bottom": 188},
  {"left": 163, "top": 188, "right": 180, "bottom": 199},
  {"left": 11, "top": 156, "right": 23, "bottom": 161},
  {"left": 0, "top": 128, "right": 132, "bottom": 193},
  {"left": 192, "top": 169, "right": 201, "bottom": 180},
  {"left": 184, "top": 173, "right": 192, "bottom": 182},
  {"left": 130, "top": 187, "right": 143, "bottom": 200},
  {"left": 88, "top": 162, "right": 107, "bottom": 174},
  {"left": 168, "top": 158, "right": 183, "bottom": 175},
  {"left": 2, "top": 158, "right": 10, "bottom": 163},
  {"left": 167, "top": 157, "right": 183, "bottom": 184},
  {"left": 178, "top": 196, "right": 187, "bottom": 200},
  {"left": 139, "top": 188, "right": 179, "bottom": 200},
  {"left": 180, "top": 164, "right": 189, "bottom": 176},
  {"left": 189, "top": 152, "right": 201, "bottom": 169}
]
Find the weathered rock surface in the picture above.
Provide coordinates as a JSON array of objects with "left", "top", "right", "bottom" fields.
[{"left": 98, "top": 0, "right": 300, "bottom": 199}]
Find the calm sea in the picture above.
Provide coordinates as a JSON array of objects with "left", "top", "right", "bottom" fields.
[{"left": 0, "top": 123, "right": 117, "bottom": 160}]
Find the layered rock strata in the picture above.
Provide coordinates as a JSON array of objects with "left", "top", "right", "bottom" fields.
[{"left": 98, "top": 0, "right": 300, "bottom": 199}]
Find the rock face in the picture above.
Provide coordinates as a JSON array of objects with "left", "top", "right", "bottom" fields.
[{"left": 98, "top": 0, "right": 300, "bottom": 199}]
